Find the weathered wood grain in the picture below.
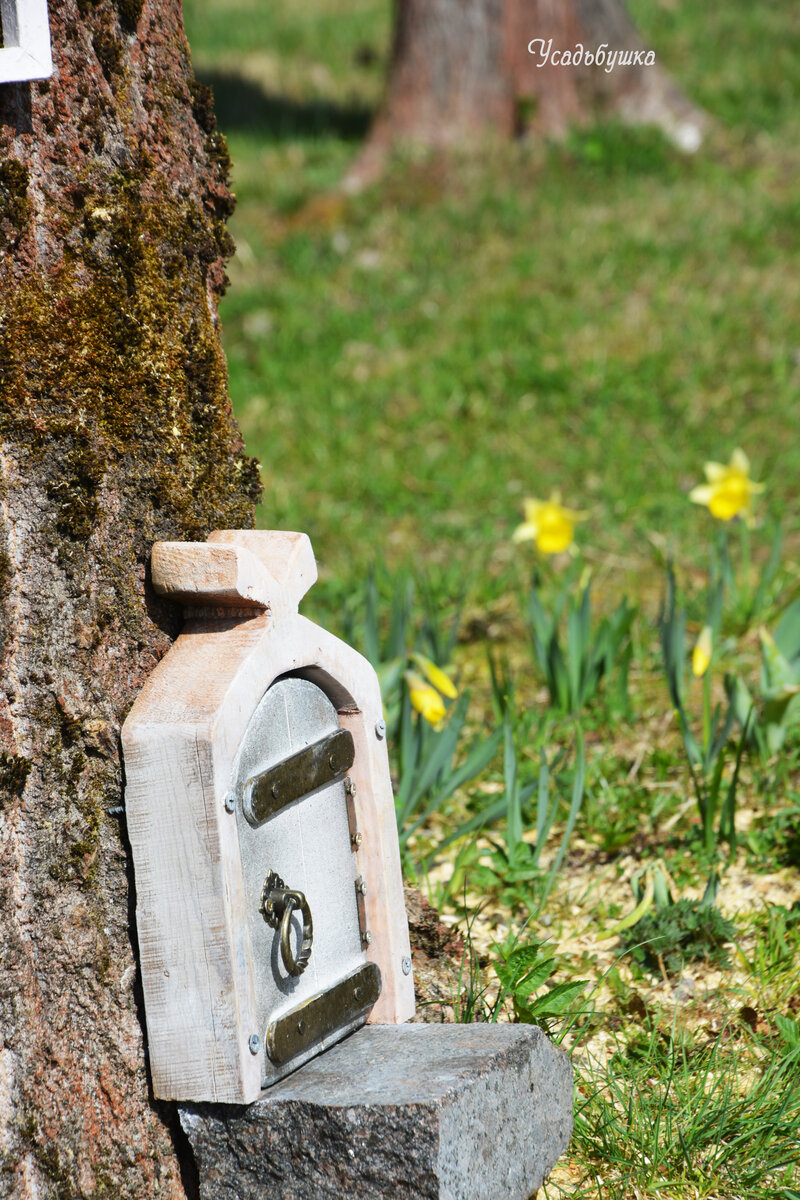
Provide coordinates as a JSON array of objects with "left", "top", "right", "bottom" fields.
[
  {"left": 122, "top": 531, "right": 414, "bottom": 1103},
  {"left": 151, "top": 542, "right": 277, "bottom": 609},
  {"left": 209, "top": 529, "right": 317, "bottom": 617}
]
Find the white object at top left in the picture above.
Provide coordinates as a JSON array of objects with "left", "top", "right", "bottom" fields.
[{"left": 0, "top": 0, "right": 52, "bottom": 83}]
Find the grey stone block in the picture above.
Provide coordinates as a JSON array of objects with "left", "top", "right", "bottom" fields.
[{"left": 180, "top": 1023, "right": 573, "bottom": 1200}]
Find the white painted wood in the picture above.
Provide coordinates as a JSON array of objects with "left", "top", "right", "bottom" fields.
[
  {"left": 122, "top": 531, "right": 414, "bottom": 1103},
  {"left": 0, "top": 0, "right": 53, "bottom": 83},
  {"left": 151, "top": 541, "right": 277, "bottom": 610},
  {"left": 124, "top": 722, "right": 261, "bottom": 1103},
  {"left": 208, "top": 529, "right": 317, "bottom": 618}
]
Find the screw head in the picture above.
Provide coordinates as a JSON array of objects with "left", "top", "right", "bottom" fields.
[
  {"left": 224, "top": 791, "right": 236, "bottom": 814},
  {"left": 248, "top": 1033, "right": 261, "bottom": 1055},
  {"left": 402, "top": 955, "right": 412, "bottom": 976},
  {"left": 361, "top": 930, "right": 372, "bottom": 947},
  {"left": 375, "top": 719, "right": 386, "bottom": 740}
]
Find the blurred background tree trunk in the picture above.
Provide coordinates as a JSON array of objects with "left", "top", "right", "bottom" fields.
[
  {"left": 0, "top": 2, "right": 260, "bottom": 1196},
  {"left": 350, "top": 0, "right": 706, "bottom": 185}
]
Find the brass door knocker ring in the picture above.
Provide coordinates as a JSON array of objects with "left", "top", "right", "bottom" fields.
[{"left": 260, "top": 870, "right": 313, "bottom": 977}]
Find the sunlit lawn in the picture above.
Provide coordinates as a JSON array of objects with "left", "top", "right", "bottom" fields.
[
  {"left": 183, "top": 2, "right": 800, "bottom": 1195},
  {"left": 186, "top": 0, "right": 799, "bottom": 599}
]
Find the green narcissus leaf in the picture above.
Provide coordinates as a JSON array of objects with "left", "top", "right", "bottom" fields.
[
  {"left": 774, "top": 596, "right": 800, "bottom": 666},
  {"left": 760, "top": 628, "right": 800, "bottom": 696}
]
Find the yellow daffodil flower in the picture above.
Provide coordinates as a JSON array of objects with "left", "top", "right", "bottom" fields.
[
  {"left": 411, "top": 653, "right": 458, "bottom": 700},
  {"left": 692, "top": 625, "right": 713, "bottom": 677},
  {"left": 405, "top": 654, "right": 458, "bottom": 726},
  {"left": 512, "top": 491, "right": 587, "bottom": 555},
  {"left": 689, "top": 448, "right": 764, "bottom": 524},
  {"left": 405, "top": 671, "right": 447, "bottom": 725}
]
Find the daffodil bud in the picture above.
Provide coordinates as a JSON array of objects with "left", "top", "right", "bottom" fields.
[
  {"left": 411, "top": 653, "right": 458, "bottom": 700},
  {"left": 692, "top": 625, "right": 713, "bottom": 677},
  {"left": 405, "top": 671, "right": 447, "bottom": 725}
]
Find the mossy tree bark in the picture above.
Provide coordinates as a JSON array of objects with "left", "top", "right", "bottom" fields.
[
  {"left": 0, "top": 2, "right": 260, "bottom": 1196},
  {"left": 351, "top": 0, "right": 706, "bottom": 184}
]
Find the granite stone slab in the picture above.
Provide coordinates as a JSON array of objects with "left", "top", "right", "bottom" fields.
[{"left": 180, "top": 1023, "right": 573, "bottom": 1200}]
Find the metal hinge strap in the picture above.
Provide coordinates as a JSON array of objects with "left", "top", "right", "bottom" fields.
[{"left": 243, "top": 727, "right": 355, "bottom": 827}]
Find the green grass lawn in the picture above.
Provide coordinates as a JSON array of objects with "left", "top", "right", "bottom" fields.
[
  {"left": 185, "top": 0, "right": 800, "bottom": 598},
  {"left": 183, "top": 2, "right": 800, "bottom": 1195}
]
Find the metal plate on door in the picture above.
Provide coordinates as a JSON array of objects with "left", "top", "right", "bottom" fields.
[
  {"left": 266, "top": 961, "right": 381, "bottom": 1065},
  {"left": 243, "top": 727, "right": 355, "bottom": 826},
  {"left": 231, "top": 676, "right": 378, "bottom": 1086}
]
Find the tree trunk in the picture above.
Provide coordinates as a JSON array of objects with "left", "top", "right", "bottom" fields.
[
  {"left": 350, "top": 0, "right": 706, "bottom": 186},
  {"left": 0, "top": 3, "right": 260, "bottom": 1196}
]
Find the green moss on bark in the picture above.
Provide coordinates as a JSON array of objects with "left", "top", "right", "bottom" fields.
[
  {"left": 92, "top": 27, "right": 123, "bottom": 81},
  {"left": 0, "top": 148, "right": 260, "bottom": 899},
  {"left": 189, "top": 80, "right": 235, "bottom": 204},
  {"left": 0, "top": 9, "right": 263, "bottom": 1190},
  {"left": 0, "top": 138, "right": 260, "bottom": 902},
  {"left": 115, "top": 0, "right": 143, "bottom": 34},
  {"left": 0, "top": 154, "right": 260, "bottom": 540},
  {"left": 0, "top": 751, "right": 31, "bottom": 809},
  {"left": 0, "top": 158, "right": 31, "bottom": 250}
]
